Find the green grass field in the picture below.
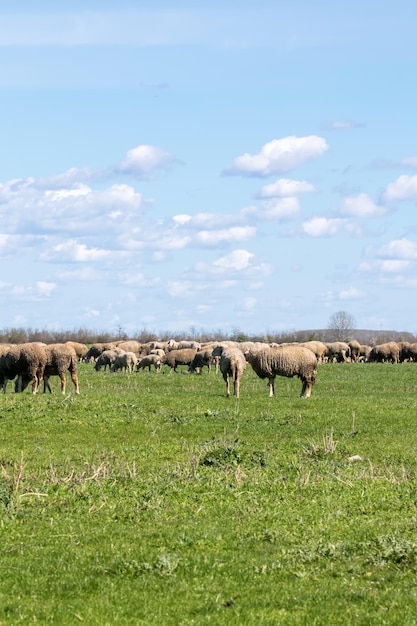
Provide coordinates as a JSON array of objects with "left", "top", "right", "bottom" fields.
[{"left": 1, "top": 361, "right": 417, "bottom": 624}]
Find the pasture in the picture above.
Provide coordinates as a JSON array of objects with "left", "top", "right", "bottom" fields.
[{"left": 1, "top": 360, "right": 417, "bottom": 624}]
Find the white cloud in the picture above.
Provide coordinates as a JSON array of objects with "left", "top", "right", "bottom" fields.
[
  {"left": 339, "top": 287, "right": 365, "bottom": 299},
  {"left": 244, "top": 197, "right": 300, "bottom": 220},
  {"left": 378, "top": 238, "right": 417, "bottom": 259},
  {"left": 196, "top": 226, "right": 256, "bottom": 245},
  {"left": 302, "top": 217, "right": 361, "bottom": 237},
  {"left": 223, "top": 135, "right": 329, "bottom": 177},
  {"left": 340, "top": 193, "right": 386, "bottom": 217},
  {"left": 383, "top": 174, "right": 417, "bottom": 202},
  {"left": 36, "top": 281, "right": 56, "bottom": 297},
  {"left": 258, "top": 178, "right": 316, "bottom": 198},
  {"left": 213, "top": 249, "right": 254, "bottom": 270},
  {"left": 41, "top": 240, "right": 114, "bottom": 263},
  {"left": 116, "top": 145, "right": 177, "bottom": 178}
]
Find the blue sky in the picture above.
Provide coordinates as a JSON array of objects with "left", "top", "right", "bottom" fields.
[{"left": 1, "top": 1, "right": 417, "bottom": 336}]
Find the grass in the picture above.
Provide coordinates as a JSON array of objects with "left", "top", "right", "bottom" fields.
[{"left": 1, "top": 361, "right": 417, "bottom": 624}]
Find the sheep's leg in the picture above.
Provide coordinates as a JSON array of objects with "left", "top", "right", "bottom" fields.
[
  {"left": 59, "top": 374, "right": 66, "bottom": 394},
  {"left": 43, "top": 376, "right": 52, "bottom": 393},
  {"left": 234, "top": 377, "right": 240, "bottom": 398},
  {"left": 71, "top": 373, "right": 80, "bottom": 394},
  {"left": 223, "top": 372, "right": 230, "bottom": 397},
  {"left": 268, "top": 377, "right": 275, "bottom": 397}
]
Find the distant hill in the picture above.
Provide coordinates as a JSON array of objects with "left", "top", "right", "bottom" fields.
[{"left": 282, "top": 329, "right": 416, "bottom": 345}]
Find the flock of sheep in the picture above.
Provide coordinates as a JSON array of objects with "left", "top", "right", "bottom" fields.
[{"left": 0, "top": 336, "right": 414, "bottom": 399}]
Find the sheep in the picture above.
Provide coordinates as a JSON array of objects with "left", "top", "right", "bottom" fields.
[
  {"left": 161, "top": 348, "right": 197, "bottom": 372},
  {"left": 64, "top": 341, "right": 88, "bottom": 361},
  {"left": 399, "top": 342, "right": 417, "bottom": 362},
  {"left": 115, "top": 340, "right": 142, "bottom": 356},
  {"left": 167, "top": 339, "right": 201, "bottom": 351},
  {"left": 299, "top": 340, "right": 328, "bottom": 363},
  {"left": 215, "top": 347, "right": 247, "bottom": 398},
  {"left": 17, "top": 343, "right": 79, "bottom": 394},
  {"left": 84, "top": 342, "right": 117, "bottom": 362},
  {"left": 244, "top": 345, "right": 318, "bottom": 398},
  {"left": 359, "top": 344, "right": 372, "bottom": 362},
  {"left": 325, "top": 341, "right": 350, "bottom": 363},
  {"left": 368, "top": 342, "right": 400, "bottom": 364},
  {"left": 111, "top": 351, "right": 138, "bottom": 373},
  {"left": 348, "top": 340, "right": 361, "bottom": 363},
  {"left": 0, "top": 342, "right": 47, "bottom": 394},
  {"left": 188, "top": 348, "right": 215, "bottom": 374},
  {"left": 94, "top": 349, "right": 120, "bottom": 371},
  {"left": 136, "top": 354, "right": 162, "bottom": 372}
]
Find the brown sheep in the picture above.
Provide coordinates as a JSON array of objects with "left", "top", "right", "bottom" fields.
[
  {"left": 64, "top": 341, "right": 88, "bottom": 361},
  {"left": 245, "top": 345, "right": 318, "bottom": 398},
  {"left": 17, "top": 344, "right": 79, "bottom": 394},
  {"left": 0, "top": 343, "right": 47, "bottom": 394},
  {"left": 368, "top": 342, "right": 400, "bottom": 364},
  {"left": 161, "top": 348, "right": 197, "bottom": 373}
]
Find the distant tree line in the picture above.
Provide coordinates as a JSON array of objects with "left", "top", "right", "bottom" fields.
[{"left": 0, "top": 322, "right": 414, "bottom": 346}]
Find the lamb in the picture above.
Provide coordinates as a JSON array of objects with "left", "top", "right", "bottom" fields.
[
  {"left": 368, "top": 342, "right": 400, "bottom": 364},
  {"left": 212, "top": 345, "right": 246, "bottom": 398},
  {"left": 244, "top": 345, "right": 318, "bottom": 398},
  {"left": 111, "top": 351, "right": 138, "bottom": 373},
  {"left": 136, "top": 354, "right": 162, "bottom": 372},
  {"left": 161, "top": 348, "right": 198, "bottom": 372},
  {"left": 0, "top": 342, "right": 47, "bottom": 394},
  {"left": 17, "top": 343, "right": 79, "bottom": 394},
  {"left": 94, "top": 349, "right": 120, "bottom": 371}
]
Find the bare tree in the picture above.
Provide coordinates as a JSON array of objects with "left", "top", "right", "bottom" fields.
[{"left": 327, "top": 310, "right": 356, "bottom": 341}]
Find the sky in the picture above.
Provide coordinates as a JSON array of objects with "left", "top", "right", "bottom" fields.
[{"left": 1, "top": 0, "right": 417, "bottom": 337}]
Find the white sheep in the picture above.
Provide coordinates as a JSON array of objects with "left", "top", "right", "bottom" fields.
[
  {"left": 136, "top": 354, "right": 162, "bottom": 372},
  {"left": 111, "top": 351, "right": 138, "bottom": 373},
  {"left": 212, "top": 345, "right": 247, "bottom": 398},
  {"left": 245, "top": 345, "right": 318, "bottom": 398}
]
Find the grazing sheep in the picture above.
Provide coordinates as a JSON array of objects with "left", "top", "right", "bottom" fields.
[
  {"left": 348, "top": 340, "right": 361, "bottom": 363},
  {"left": 94, "top": 349, "right": 119, "bottom": 371},
  {"left": 64, "top": 341, "right": 88, "bottom": 361},
  {"left": 299, "top": 340, "right": 328, "bottom": 363},
  {"left": 0, "top": 343, "right": 47, "bottom": 394},
  {"left": 188, "top": 348, "right": 215, "bottom": 374},
  {"left": 136, "top": 354, "right": 162, "bottom": 372},
  {"left": 115, "top": 340, "right": 142, "bottom": 356},
  {"left": 368, "top": 342, "right": 400, "bottom": 364},
  {"left": 399, "top": 342, "right": 417, "bottom": 362},
  {"left": 245, "top": 345, "right": 318, "bottom": 398},
  {"left": 161, "top": 348, "right": 198, "bottom": 372},
  {"left": 84, "top": 342, "right": 117, "bottom": 362},
  {"left": 325, "top": 341, "right": 350, "bottom": 363},
  {"left": 17, "top": 343, "right": 79, "bottom": 394},
  {"left": 213, "top": 346, "right": 247, "bottom": 398},
  {"left": 111, "top": 351, "right": 138, "bottom": 373}
]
